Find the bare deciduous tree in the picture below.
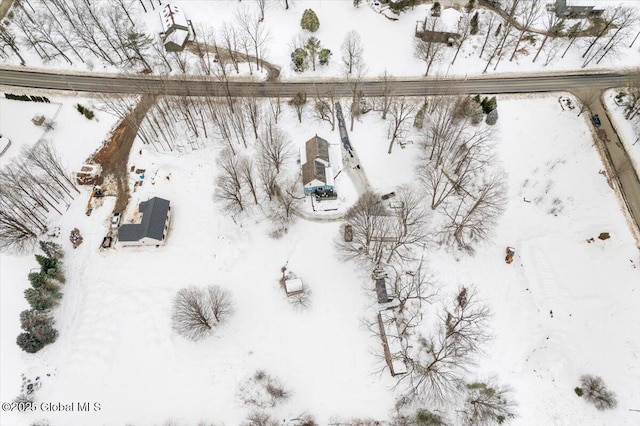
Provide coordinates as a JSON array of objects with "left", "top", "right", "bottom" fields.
[
  {"left": 257, "top": 121, "right": 292, "bottom": 175},
  {"left": 289, "top": 92, "right": 307, "bottom": 123},
  {"left": 171, "top": 285, "right": 233, "bottom": 341},
  {"left": 509, "top": 0, "right": 542, "bottom": 61},
  {"left": 341, "top": 30, "right": 363, "bottom": 74},
  {"left": 398, "top": 286, "right": 491, "bottom": 404},
  {"left": 414, "top": 19, "right": 446, "bottom": 76},
  {"left": 533, "top": 12, "right": 564, "bottom": 63},
  {"left": 387, "top": 97, "right": 417, "bottom": 154},
  {"left": 215, "top": 149, "right": 245, "bottom": 213},
  {"left": 314, "top": 90, "right": 337, "bottom": 130}
]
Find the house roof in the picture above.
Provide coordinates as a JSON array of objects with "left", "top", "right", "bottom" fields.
[
  {"left": 160, "top": 3, "right": 189, "bottom": 33},
  {"left": 376, "top": 277, "right": 390, "bottom": 303},
  {"left": 164, "top": 28, "right": 189, "bottom": 48},
  {"left": 118, "top": 197, "right": 170, "bottom": 242},
  {"left": 305, "top": 135, "right": 329, "bottom": 164}
]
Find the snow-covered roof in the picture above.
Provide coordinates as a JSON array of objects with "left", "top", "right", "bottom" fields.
[
  {"left": 164, "top": 28, "right": 189, "bottom": 48},
  {"left": 284, "top": 278, "right": 303, "bottom": 295},
  {"left": 160, "top": 3, "right": 189, "bottom": 33},
  {"left": 565, "top": 0, "right": 599, "bottom": 7},
  {"left": 378, "top": 310, "right": 407, "bottom": 375},
  {"left": 439, "top": 8, "right": 462, "bottom": 33}
]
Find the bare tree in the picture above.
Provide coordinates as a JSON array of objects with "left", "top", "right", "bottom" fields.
[
  {"left": 532, "top": 12, "right": 564, "bottom": 63},
  {"left": 452, "top": 13, "right": 471, "bottom": 65},
  {"left": 582, "top": 6, "right": 634, "bottom": 59},
  {"left": 0, "top": 24, "right": 26, "bottom": 65},
  {"left": 414, "top": 19, "right": 446, "bottom": 76},
  {"left": 236, "top": 8, "right": 269, "bottom": 71},
  {"left": 462, "top": 378, "right": 517, "bottom": 426},
  {"left": 379, "top": 69, "right": 394, "bottom": 120},
  {"left": 341, "top": 30, "right": 363, "bottom": 74},
  {"left": 238, "top": 156, "right": 259, "bottom": 204},
  {"left": 479, "top": 13, "right": 498, "bottom": 58},
  {"left": 289, "top": 92, "right": 307, "bottom": 123},
  {"left": 561, "top": 21, "right": 583, "bottom": 59},
  {"left": 398, "top": 286, "right": 491, "bottom": 404},
  {"left": 215, "top": 149, "right": 245, "bottom": 213},
  {"left": 387, "top": 97, "right": 417, "bottom": 154},
  {"left": 509, "top": 0, "right": 542, "bottom": 61},
  {"left": 417, "top": 97, "right": 492, "bottom": 210},
  {"left": 441, "top": 172, "right": 506, "bottom": 254},
  {"left": 257, "top": 121, "right": 292, "bottom": 175},
  {"left": 314, "top": 90, "right": 337, "bottom": 130},
  {"left": 256, "top": 0, "right": 267, "bottom": 22},
  {"left": 483, "top": 22, "right": 515, "bottom": 73},
  {"left": 243, "top": 95, "right": 263, "bottom": 139},
  {"left": 171, "top": 285, "right": 233, "bottom": 341}
]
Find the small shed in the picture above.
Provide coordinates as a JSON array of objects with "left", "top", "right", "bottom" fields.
[
  {"left": 32, "top": 114, "right": 45, "bottom": 126},
  {"left": 284, "top": 278, "right": 304, "bottom": 297},
  {"left": 378, "top": 310, "right": 407, "bottom": 376}
]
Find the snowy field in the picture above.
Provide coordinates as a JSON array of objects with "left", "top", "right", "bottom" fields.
[
  {"left": 1, "top": 0, "right": 640, "bottom": 78},
  {"left": 1, "top": 91, "right": 639, "bottom": 425}
]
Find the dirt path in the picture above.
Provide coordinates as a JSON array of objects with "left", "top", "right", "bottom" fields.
[
  {"left": 0, "top": 0, "right": 14, "bottom": 19},
  {"left": 91, "top": 95, "right": 156, "bottom": 213}
]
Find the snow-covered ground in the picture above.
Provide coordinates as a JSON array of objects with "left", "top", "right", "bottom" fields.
[
  {"left": 603, "top": 89, "right": 640, "bottom": 176},
  {"left": 1, "top": 91, "right": 639, "bottom": 425},
  {"left": 2, "top": 1, "right": 640, "bottom": 79}
]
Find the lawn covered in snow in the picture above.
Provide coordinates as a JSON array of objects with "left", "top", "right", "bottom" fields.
[{"left": 1, "top": 92, "right": 639, "bottom": 426}]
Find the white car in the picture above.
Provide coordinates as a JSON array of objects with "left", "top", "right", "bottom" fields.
[{"left": 111, "top": 212, "right": 121, "bottom": 228}]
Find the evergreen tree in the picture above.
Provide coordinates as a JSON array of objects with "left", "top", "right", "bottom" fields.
[
  {"left": 24, "top": 287, "right": 61, "bottom": 311},
  {"left": 39, "top": 241, "right": 63, "bottom": 259},
  {"left": 305, "top": 36, "right": 321, "bottom": 71},
  {"left": 319, "top": 48, "right": 332, "bottom": 65},
  {"left": 17, "top": 332, "right": 45, "bottom": 353},
  {"left": 28, "top": 272, "right": 47, "bottom": 289},
  {"left": 486, "top": 108, "right": 499, "bottom": 125},
  {"left": 291, "top": 48, "right": 308, "bottom": 72},
  {"left": 300, "top": 9, "right": 320, "bottom": 32},
  {"left": 353, "top": 0, "right": 362, "bottom": 7},
  {"left": 19, "top": 310, "right": 57, "bottom": 344},
  {"left": 471, "top": 11, "right": 479, "bottom": 35}
]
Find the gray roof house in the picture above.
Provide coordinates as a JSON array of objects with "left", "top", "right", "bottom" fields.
[
  {"left": 553, "top": 0, "right": 603, "bottom": 19},
  {"left": 300, "top": 135, "right": 335, "bottom": 195},
  {"left": 117, "top": 197, "right": 171, "bottom": 247}
]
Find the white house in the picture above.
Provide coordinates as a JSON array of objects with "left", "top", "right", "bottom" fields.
[
  {"left": 159, "top": 3, "right": 191, "bottom": 52},
  {"left": 117, "top": 197, "right": 171, "bottom": 247}
]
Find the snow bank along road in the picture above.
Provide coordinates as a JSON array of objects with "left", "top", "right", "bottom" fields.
[{"left": 1, "top": 67, "right": 639, "bottom": 97}]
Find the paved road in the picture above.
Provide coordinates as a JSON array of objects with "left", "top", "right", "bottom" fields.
[{"left": 1, "top": 67, "right": 639, "bottom": 97}]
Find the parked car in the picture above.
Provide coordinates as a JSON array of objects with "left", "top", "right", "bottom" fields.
[
  {"left": 381, "top": 191, "right": 396, "bottom": 200},
  {"left": 111, "top": 212, "right": 121, "bottom": 228},
  {"left": 591, "top": 114, "right": 601, "bottom": 128}
]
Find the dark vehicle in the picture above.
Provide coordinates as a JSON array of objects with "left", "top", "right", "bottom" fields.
[
  {"left": 381, "top": 192, "right": 396, "bottom": 200},
  {"left": 344, "top": 224, "right": 353, "bottom": 242},
  {"left": 591, "top": 114, "right": 601, "bottom": 128}
]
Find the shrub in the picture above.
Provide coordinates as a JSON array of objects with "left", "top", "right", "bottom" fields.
[
  {"left": 238, "top": 370, "right": 290, "bottom": 408},
  {"left": 300, "top": 9, "right": 320, "bottom": 32},
  {"left": 579, "top": 375, "right": 617, "bottom": 410},
  {"left": 574, "top": 387, "right": 584, "bottom": 397},
  {"left": 318, "top": 48, "right": 332, "bottom": 65},
  {"left": 76, "top": 103, "right": 94, "bottom": 120},
  {"left": 415, "top": 409, "right": 446, "bottom": 425},
  {"left": 291, "top": 47, "right": 308, "bottom": 72}
]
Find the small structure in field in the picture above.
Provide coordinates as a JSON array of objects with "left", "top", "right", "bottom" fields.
[
  {"left": 284, "top": 278, "right": 304, "bottom": 297},
  {"left": 159, "top": 3, "right": 192, "bottom": 52},
  {"left": 117, "top": 197, "right": 171, "bottom": 247},
  {"left": 373, "top": 265, "right": 391, "bottom": 304},
  {"left": 378, "top": 309, "right": 407, "bottom": 376},
  {"left": 552, "top": 0, "right": 603, "bottom": 19},
  {"left": 300, "top": 135, "right": 336, "bottom": 197},
  {"left": 31, "top": 114, "right": 45, "bottom": 126}
]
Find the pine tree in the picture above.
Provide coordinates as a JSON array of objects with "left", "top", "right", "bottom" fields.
[
  {"left": 300, "top": 9, "right": 320, "bottom": 32},
  {"left": 19, "top": 310, "right": 58, "bottom": 344},
  {"left": 24, "top": 287, "right": 61, "bottom": 311},
  {"left": 305, "top": 36, "right": 321, "bottom": 71},
  {"left": 486, "top": 108, "right": 498, "bottom": 125},
  {"left": 39, "top": 241, "right": 63, "bottom": 259},
  {"left": 17, "top": 332, "right": 45, "bottom": 353},
  {"left": 28, "top": 272, "right": 47, "bottom": 289}
]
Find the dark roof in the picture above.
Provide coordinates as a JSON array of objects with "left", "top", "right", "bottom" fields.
[
  {"left": 118, "top": 197, "right": 170, "bottom": 242},
  {"left": 305, "top": 135, "right": 329, "bottom": 164},
  {"left": 302, "top": 159, "right": 328, "bottom": 186},
  {"left": 376, "top": 277, "right": 390, "bottom": 304}
]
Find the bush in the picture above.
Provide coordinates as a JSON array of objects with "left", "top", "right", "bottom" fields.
[
  {"left": 318, "top": 48, "right": 332, "bottom": 65},
  {"left": 300, "top": 9, "right": 320, "bottom": 32},
  {"left": 76, "top": 103, "right": 94, "bottom": 120},
  {"left": 415, "top": 409, "right": 446, "bottom": 425},
  {"left": 291, "top": 47, "right": 308, "bottom": 72},
  {"left": 243, "top": 411, "right": 278, "bottom": 426},
  {"left": 238, "top": 370, "right": 290, "bottom": 408},
  {"left": 579, "top": 375, "right": 617, "bottom": 411},
  {"left": 574, "top": 387, "right": 584, "bottom": 397}
]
